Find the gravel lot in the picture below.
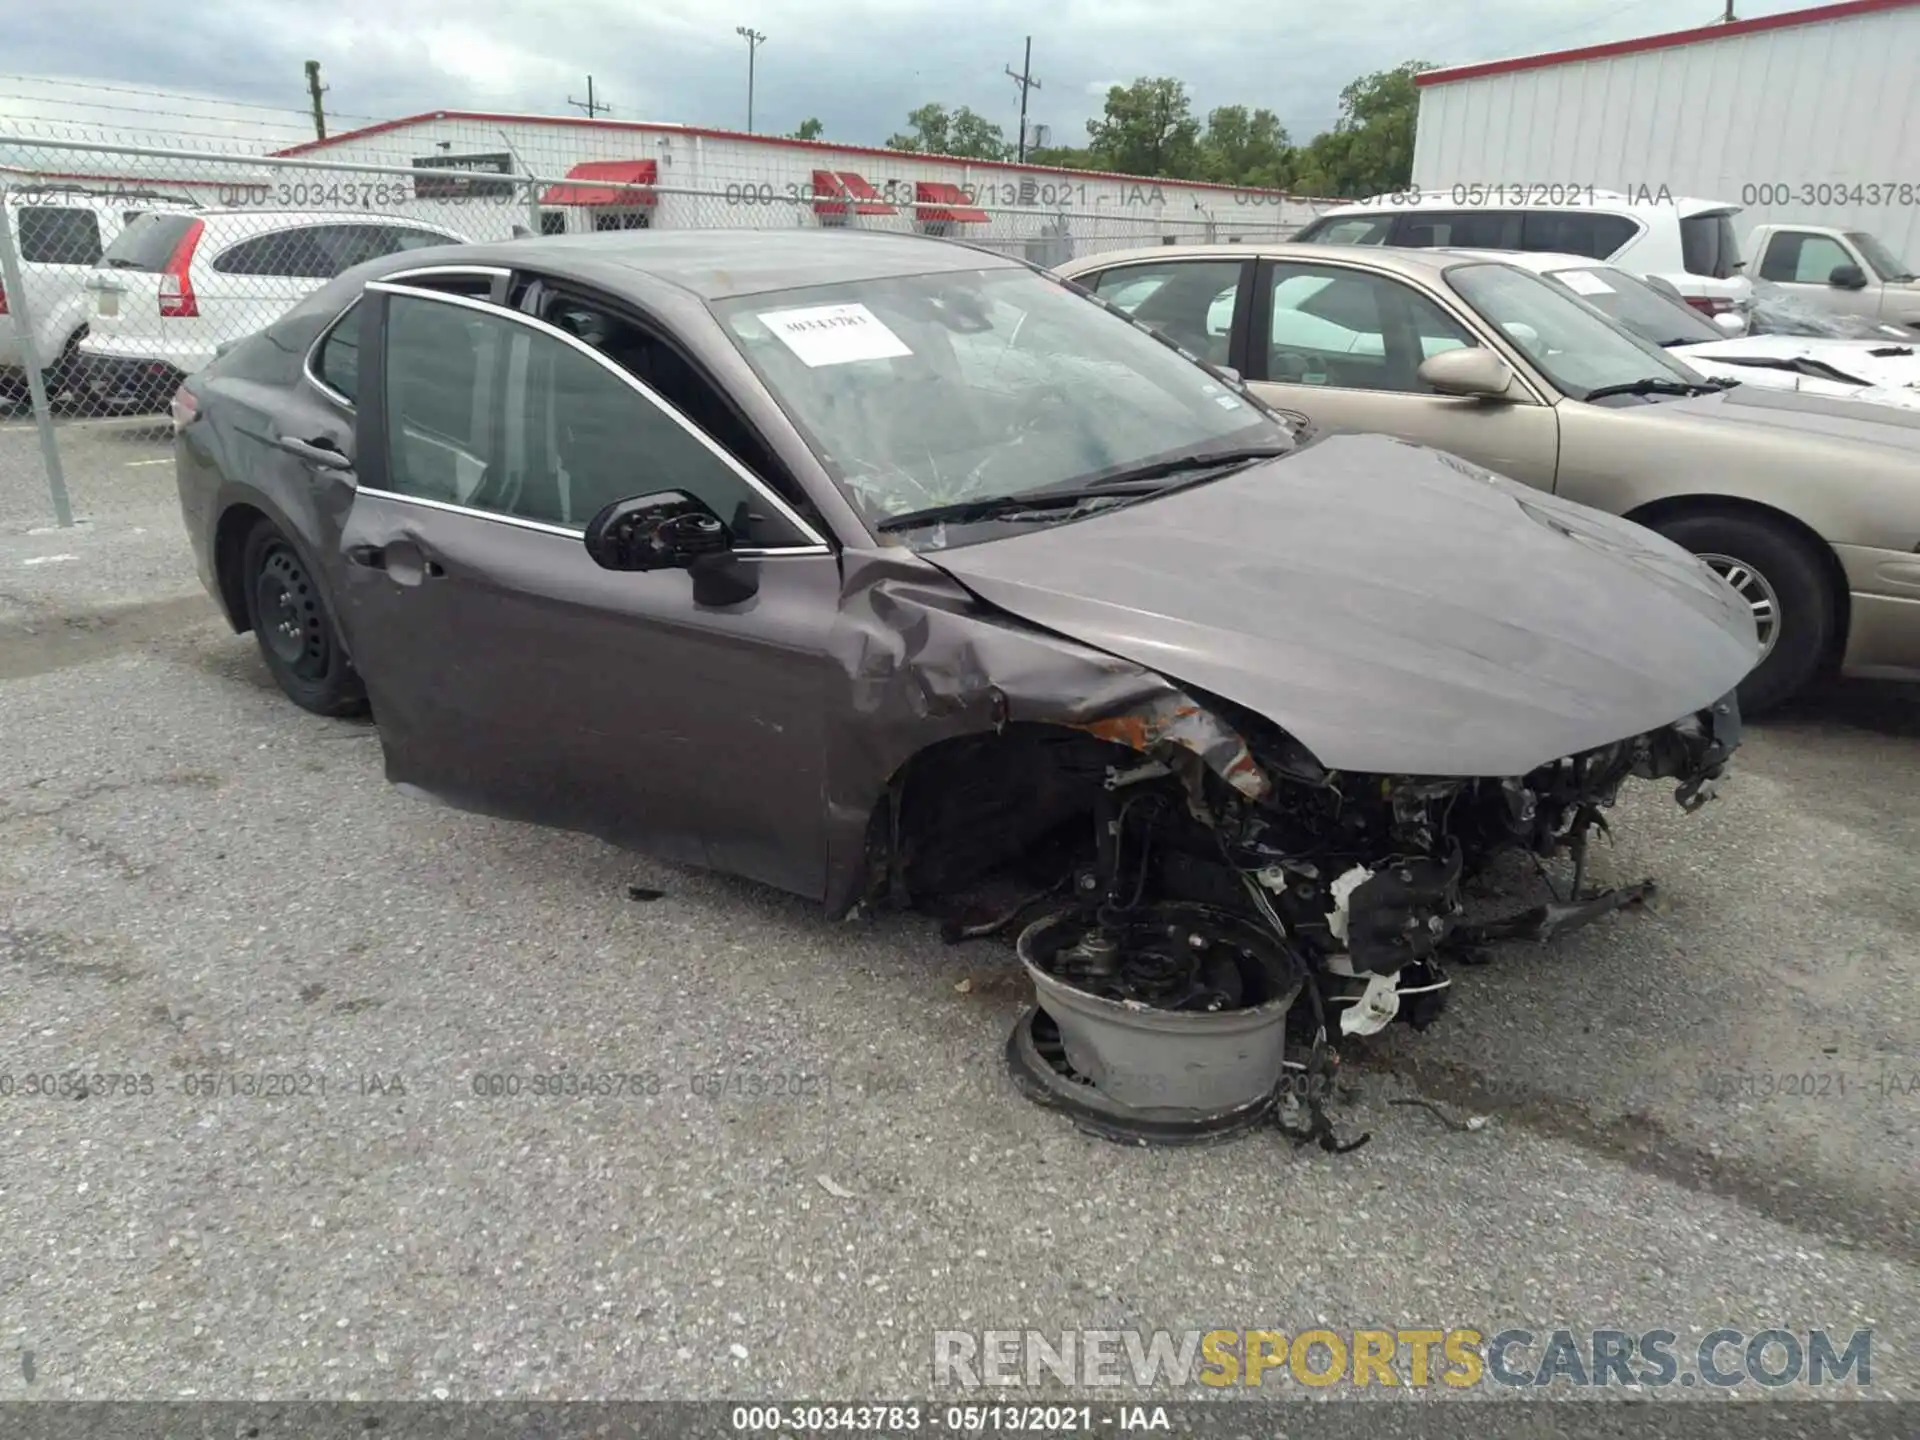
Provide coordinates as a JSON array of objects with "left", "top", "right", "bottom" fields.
[{"left": 2, "top": 420, "right": 1916, "bottom": 1404}]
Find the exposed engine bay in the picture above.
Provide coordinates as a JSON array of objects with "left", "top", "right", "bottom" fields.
[{"left": 871, "top": 686, "right": 1742, "bottom": 1044}]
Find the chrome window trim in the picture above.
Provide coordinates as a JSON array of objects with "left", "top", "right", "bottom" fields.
[
  {"left": 367, "top": 279, "right": 832, "bottom": 550},
  {"left": 353, "top": 485, "right": 831, "bottom": 557},
  {"left": 303, "top": 298, "right": 363, "bottom": 411},
  {"left": 383, "top": 263, "right": 512, "bottom": 282}
]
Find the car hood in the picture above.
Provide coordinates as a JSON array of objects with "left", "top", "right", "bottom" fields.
[
  {"left": 1614, "top": 379, "right": 1920, "bottom": 449},
  {"left": 919, "top": 433, "right": 1758, "bottom": 778},
  {"left": 1678, "top": 334, "right": 1920, "bottom": 389}
]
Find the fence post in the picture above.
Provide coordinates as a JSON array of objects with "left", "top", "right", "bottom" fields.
[{"left": 0, "top": 188, "right": 74, "bottom": 529}]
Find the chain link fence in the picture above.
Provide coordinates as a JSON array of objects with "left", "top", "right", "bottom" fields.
[{"left": 1, "top": 135, "right": 1313, "bottom": 526}]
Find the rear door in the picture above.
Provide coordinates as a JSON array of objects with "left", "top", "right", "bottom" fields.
[
  {"left": 1246, "top": 257, "right": 1560, "bottom": 488},
  {"left": 340, "top": 279, "right": 842, "bottom": 898},
  {"left": 1076, "top": 257, "right": 1253, "bottom": 372}
]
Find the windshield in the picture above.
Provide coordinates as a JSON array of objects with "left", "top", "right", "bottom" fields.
[
  {"left": 1540, "top": 265, "right": 1723, "bottom": 347},
  {"left": 1445, "top": 261, "right": 1707, "bottom": 400},
  {"left": 1846, "top": 231, "right": 1916, "bottom": 281},
  {"left": 712, "top": 266, "right": 1292, "bottom": 540}
]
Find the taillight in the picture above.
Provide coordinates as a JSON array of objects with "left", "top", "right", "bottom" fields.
[
  {"left": 0, "top": 280, "right": 8, "bottom": 315},
  {"left": 170, "top": 387, "right": 199, "bottom": 432},
  {"left": 158, "top": 219, "right": 205, "bottom": 318},
  {"left": 1685, "top": 296, "right": 1734, "bottom": 316}
]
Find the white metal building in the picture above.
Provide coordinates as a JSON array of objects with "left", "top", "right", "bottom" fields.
[
  {"left": 1410, "top": 0, "right": 1920, "bottom": 264},
  {"left": 266, "top": 111, "right": 1333, "bottom": 264}
]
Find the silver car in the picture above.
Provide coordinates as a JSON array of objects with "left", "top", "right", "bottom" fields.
[{"left": 1055, "top": 243, "right": 1920, "bottom": 712}]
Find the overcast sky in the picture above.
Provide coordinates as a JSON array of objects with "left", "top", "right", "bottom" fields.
[{"left": 0, "top": 0, "right": 1820, "bottom": 152}]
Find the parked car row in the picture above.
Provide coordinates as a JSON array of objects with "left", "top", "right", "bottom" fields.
[
  {"left": 1293, "top": 189, "right": 1920, "bottom": 338},
  {"left": 1054, "top": 238, "right": 1920, "bottom": 715},
  {"left": 1, "top": 187, "right": 470, "bottom": 412}
]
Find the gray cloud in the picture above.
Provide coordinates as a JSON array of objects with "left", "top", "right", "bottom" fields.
[{"left": 0, "top": 0, "right": 1818, "bottom": 153}]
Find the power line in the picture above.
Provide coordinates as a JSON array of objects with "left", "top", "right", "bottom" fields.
[
  {"left": 566, "top": 75, "right": 610, "bottom": 118},
  {"left": 1005, "top": 36, "right": 1042, "bottom": 162},
  {"left": 0, "top": 72, "right": 384, "bottom": 123}
]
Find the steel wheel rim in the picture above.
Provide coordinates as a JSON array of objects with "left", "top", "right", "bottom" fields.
[
  {"left": 255, "top": 545, "right": 329, "bottom": 679},
  {"left": 1700, "top": 552, "right": 1781, "bottom": 660}
]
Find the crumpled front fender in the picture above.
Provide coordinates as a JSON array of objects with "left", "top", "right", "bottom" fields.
[{"left": 822, "top": 551, "right": 1269, "bottom": 915}]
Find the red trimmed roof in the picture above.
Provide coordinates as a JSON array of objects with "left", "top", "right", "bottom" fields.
[
  {"left": 1418, "top": 0, "right": 1920, "bottom": 86},
  {"left": 268, "top": 109, "right": 1319, "bottom": 201},
  {"left": 539, "top": 158, "right": 657, "bottom": 206}
]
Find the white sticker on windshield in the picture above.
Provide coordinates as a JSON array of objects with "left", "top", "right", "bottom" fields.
[
  {"left": 757, "top": 303, "right": 912, "bottom": 367},
  {"left": 1560, "top": 270, "right": 1615, "bottom": 296}
]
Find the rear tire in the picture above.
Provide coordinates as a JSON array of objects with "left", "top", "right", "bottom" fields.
[
  {"left": 1653, "top": 511, "right": 1833, "bottom": 714},
  {"left": 239, "top": 519, "right": 367, "bottom": 717}
]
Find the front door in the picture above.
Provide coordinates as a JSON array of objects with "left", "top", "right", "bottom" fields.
[
  {"left": 340, "top": 282, "right": 841, "bottom": 899},
  {"left": 1753, "top": 229, "right": 1877, "bottom": 322},
  {"left": 1245, "top": 259, "right": 1561, "bottom": 490}
]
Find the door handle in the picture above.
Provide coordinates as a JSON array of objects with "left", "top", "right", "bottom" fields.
[
  {"left": 347, "top": 542, "right": 445, "bottom": 582},
  {"left": 276, "top": 435, "right": 353, "bottom": 471}
]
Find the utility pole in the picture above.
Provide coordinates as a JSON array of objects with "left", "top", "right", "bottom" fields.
[
  {"left": 1005, "top": 37, "right": 1041, "bottom": 163},
  {"left": 303, "top": 61, "right": 327, "bottom": 141},
  {"left": 736, "top": 27, "right": 767, "bottom": 132},
  {"left": 566, "top": 76, "right": 610, "bottom": 118}
]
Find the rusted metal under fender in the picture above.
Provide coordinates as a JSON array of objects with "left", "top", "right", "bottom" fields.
[{"left": 820, "top": 550, "right": 1270, "bottom": 916}]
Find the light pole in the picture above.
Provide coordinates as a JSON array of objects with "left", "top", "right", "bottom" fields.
[{"left": 735, "top": 26, "right": 767, "bottom": 132}]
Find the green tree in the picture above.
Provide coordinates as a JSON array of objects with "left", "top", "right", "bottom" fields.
[
  {"left": 1085, "top": 77, "right": 1202, "bottom": 179},
  {"left": 886, "top": 102, "right": 1010, "bottom": 160},
  {"left": 1026, "top": 143, "right": 1098, "bottom": 171},
  {"left": 1304, "top": 60, "right": 1436, "bottom": 196},
  {"left": 1198, "top": 105, "right": 1293, "bottom": 189},
  {"left": 789, "top": 117, "right": 825, "bottom": 140}
]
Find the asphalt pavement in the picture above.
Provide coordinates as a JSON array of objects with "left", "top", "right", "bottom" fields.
[{"left": 1, "top": 419, "right": 1915, "bottom": 1404}]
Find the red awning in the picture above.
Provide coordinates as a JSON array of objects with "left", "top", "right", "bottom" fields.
[
  {"left": 540, "top": 159, "right": 658, "bottom": 206},
  {"left": 914, "top": 180, "right": 989, "bottom": 223},
  {"left": 812, "top": 169, "right": 895, "bottom": 216}
]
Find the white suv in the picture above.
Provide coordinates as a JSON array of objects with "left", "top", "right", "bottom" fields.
[
  {"left": 1, "top": 186, "right": 198, "bottom": 405},
  {"left": 78, "top": 209, "right": 470, "bottom": 406},
  {"left": 1291, "top": 189, "right": 1753, "bottom": 322}
]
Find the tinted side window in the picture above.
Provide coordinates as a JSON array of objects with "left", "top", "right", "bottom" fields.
[
  {"left": 1680, "top": 213, "right": 1740, "bottom": 279},
  {"left": 1758, "top": 231, "right": 1852, "bottom": 284},
  {"left": 1089, "top": 260, "right": 1242, "bottom": 363},
  {"left": 1521, "top": 211, "right": 1638, "bottom": 259},
  {"left": 312, "top": 301, "right": 361, "bottom": 403},
  {"left": 1390, "top": 210, "right": 1523, "bottom": 249},
  {"left": 18, "top": 207, "right": 102, "bottom": 265},
  {"left": 321, "top": 226, "right": 460, "bottom": 271},
  {"left": 383, "top": 293, "right": 802, "bottom": 545},
  {"left": 214, "top": 229, "right": 337, "bottom": 278}
]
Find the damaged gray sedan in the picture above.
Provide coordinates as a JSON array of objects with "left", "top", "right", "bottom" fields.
[{"left": 173, "top": 231, "right": 1755, "bottom": 1120}]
